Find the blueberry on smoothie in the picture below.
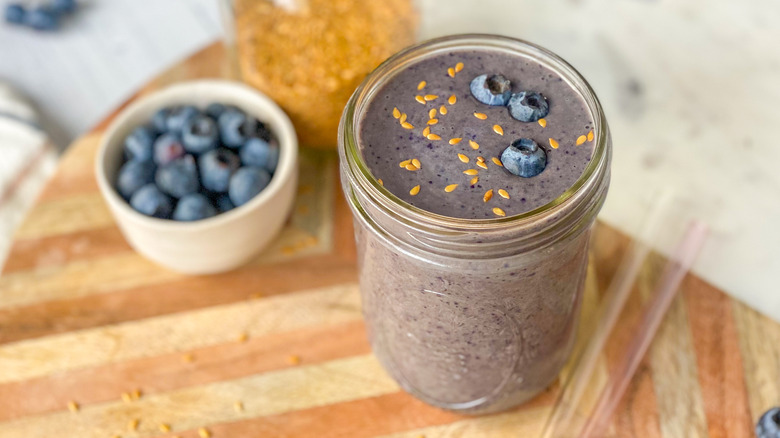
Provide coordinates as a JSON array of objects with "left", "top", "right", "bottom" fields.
[
  {"left": 199, "top": 148, "right": 240, "bottom": 192},
  {"left": 182, "top": 115, "right": 218, "bottom": 154},
  {"left": 124, "top": 124, "right": 157, "bottom": 162},
  {"left": 130, "top": 184, "right": 173, "bottom": 219},
  {"left": 240, "top": 137, "right": 278, "bottom": 172},
  {"left": 165, "top": 105, "right": 199, "bottom": 133},
  {"left": 25, "top": 6, "right": 59, "bottom": 30},
  {"left": 173, "top": 193, "right": 217, "bottom": 222},
  {"left": 470, "top": 74, "right": 512, "bottom": 106},
  {"left": 155, "top": 155, "right": 200, "bottom": 198},
  {"left": 153, "top": 133, "right": 186, "bottom": 166},
  {"left": 51, "top": 0, "right": 77, "bottom": 15},
  {"left": 229, "top": 167, "right": 271, "bottom": 207},
  {"left": 507, "top": 91, "right": 549, "bottom": 122},
  {"left": 757, "top": 407, "right": 780, "bottom": 438},
  {"left": 5, "top": 4, "right": 26, "bottom": 24},
  {"left": 501, "top": 138, "right": 547, "bottom": 178},
  {"left": 117, "top": 160, "right": 156, "bottom": 200}
]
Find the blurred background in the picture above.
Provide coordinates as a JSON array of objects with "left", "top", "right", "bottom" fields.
[{"left": 0, "top": 0, "right": 777, "bottom": 321}]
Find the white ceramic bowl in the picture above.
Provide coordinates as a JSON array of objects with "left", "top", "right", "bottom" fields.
[{"left": 95, "top": 80, "right": 298, "bottom": 274}]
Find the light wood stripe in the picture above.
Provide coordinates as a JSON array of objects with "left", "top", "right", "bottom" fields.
[
  {"left": 612, "top": 363, "right": 663, "bottom": 438},
  {"left": 375, "top": 406, "right": 550, "bottom": 438},
  {"left": 36, "top": 134, "right": 101, "bottom": 202},
  {"left": 649, "top": 294, "right": 709, "bottom": 438},
  {"left": 13, "top": 193, "right": 114, "bottom": 239},
  {"left": 0, "top": 284, "right": 360, "bottom": 384},
  {"left": 0, "top": 355, "right": 397, "bottom": 438}
]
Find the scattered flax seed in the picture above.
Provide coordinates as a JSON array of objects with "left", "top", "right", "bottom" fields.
[
  {"left": 493, "top": 124, "right": 504, "bottom": 135},
  {"left": 445, "top": 184, "right": 458, "bottom": 193},
  {"left": 493, "top": 207, "right": 506, "bottom": 217},
  {"left": 422, "top": 126, "right": 431, "bottom": 137},
  {"left": 427, "top": 133, "right": 442, "bottom": 140},
  {"left": 128, "top": 419, "right": 139, "bottom": 431},
  {"left": 448, "top": 137, "right": 462, "bottom": 145},
  {"left": 401, "top": 122, "right": 414, "bottom": 129},
  {"left": 415, "top": 95, "right": 426, "bottom": 104},
  {"left": 405, "top": 163, "right": 418, "bottom": 171},
  {"left": 417, "top": 80, "right": 427, "bottom": 90},
  {"left": 457, "top": 153, "right": 469, "bottom": 163},
  {"left": 131, "top": 389, "right": 142, "bottom": 400},
  {"left": 427, "top": 118, "right": 439, "bottom": 125},
  {"left": 455, "top": 62, "right": 464, "bottom": 72},
  {"left": 476, "top": 161, "right": 488, "bottom": 170},
  {"left": 121, "top": 392, "right": 132, "bottom": 403},
  {"left": 549, "top": 138, "right": 559, "bottom": 149},
  {"left": 463, "top": 169, "right": 479, "bottom": 176},
  {"left": 412, "top": 159, "right": 421, "bottom": 168},
  {"left": 576, "top": 135, "right": 587, "bottom": 146},
  {"left": 392, "top": 107, "right": 400, "bottom": 119},
  {"left": 182, "top": 353, "right": 195, "bottom": 363},
  {"left": 198, "top": 428, "right": 211, "bottom": 438},
  {"left": 473, "top": 112, "right": 487, "bottom": 120},
  {"left": 492, "top": 157, "right": 503, "bottom": 167},
  {"left": 477, "top": 156, "right": 485, "bottom": 163},
  {"left": 282, "top": 246, "right": 296, "bottom": 255},
  {"left": 498, "top": 189, "right": 510, "bottom": 199},
  {"left": 483, "top": 189, "right": 493, "bottom": 202},
  {"left": 159, "top": 423, "right": 171, "bottom": 433},
  {"left": 67, "top": 401, "right": 79, "bottom": 413},
  {"left": 470, "top": 176, "right": 479, "bottom": 185},
  {"left": 428, "top": 108, "right": 437, "bottom": 119},
  {"left": 469, "top": 140, "right": 480, "bottom": 150},
  {"left": 538, "top": 118, "right": 547, "bottom": 128},
  {"left": 234, "top": 401, "right": 244, "bottom": 412},
  {"left": 587, "top": 130, "right": 595, "bottom": 142},
  {"left": 447, "top": 67, "right": 456, "bottom": 77},
  {"left": 250, "top": 292, "right": 263, "bottom": 299},
  {"left": 377, "top": 179, "right": 384, "bottom": 186},
  {"left": 288, "top": 355, "right": 302, "bottom": 365},
  {"left": 237, "top": 332, "right": 249, "bottom": 343},
  {"left": 410, "top": 185, "right": 421, "bottom": 196},
  {"left": 399, "top": 113, "right": 407, "bottom": 124},
  {"left": 448, "top": 95, "right": 457, "bottom": 105},
  {"left": 439, "top": 105, "right": 448, "bottom": 115},
  {"left": 111, "top": 435, "right": 121, "bottom": 438},
  {"left": 424, "top": 94, "right": 438, "bottom": 101},
  {"left": 399, "top": 159, "right": 412, "bottom": 168}
]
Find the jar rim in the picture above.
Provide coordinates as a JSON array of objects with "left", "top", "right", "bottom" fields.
[{"left": 340, "top": 34, "right": 610, "bottom": 234}]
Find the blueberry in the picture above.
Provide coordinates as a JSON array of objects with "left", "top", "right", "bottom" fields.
[
  {"left": 155, "top": 155, "right": 200, "bottom": 198},
  {"left": 25, "top": 6, "right": 59, "bottom": 31},
  {"left": 501, "top": 138, "right": 548, "bottom": 178},
  {"left": 51, "top": 0, "right": 77, "bottom": 15},
  {"left": 242, "top": 117, "right": 273, "bottom": 142},
  {"left": 153, "top": 133, "right": 186, "bottom": 166},
  {"left": 215, "top": 194, "right": 235, "bottom": 213},
  {"left": 218, "top": 110, "right": 249, "bottom": 148},
  {"left": 205, "top": 103, "right": 240, "bottom": 120},
  {"left": 470, "top": 74, "right": 512, "bottom": 106},
  {"left": 5, "top": 4, "right": 26, "bottom": 24},
  {"left": 130, "top": 184, "right": 173, "bottom": 219},
  {"left": 229, "top": 167, "right": 271, "bottom": 207},
  {"left": 151, "top": 107, "right": 172, "bottom": 132},
  {"left": 507, "top": 91, "right": 549, "bottom": 122},
  {"left": 116, "top": 160, "right": 156, "bottom": 200},
  {"left": 757, "top": 407, "right": 780, "bottom": 438},
  {"left": 182, "top": 115, "right": 218, "bottom": 154},
  {"left": 172, "top": 193, "right": 217, "bottom": 222},
  {"left": 199, "top": 148, "right": 240, "bottom": 192},
  {"left": 124, "top": 124, "right": 157, "bottom": 162},
  {"left": 239, "top": 138, "right": 279, "bottom": 173},
  {"left": 165, "top": 105, "right": 199, "bottom": 133}
]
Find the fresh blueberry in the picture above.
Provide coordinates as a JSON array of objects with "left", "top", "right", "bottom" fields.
[
  {"left": 25, "top": 6, "right": 59, "bottom": 31},
  {"left": 470, "top": 74, "right": 512, "bottom": 106},
  {"left": 116, "top": 160, "right": 155, "bottom": 200},
  {"left": 151, "top": 107, "right": 172, "bottom": 132},
  {"left": 218, "top": 110, "right": 248, "bottom": 148},
  {"left": 5, "top": 3, "right": 25, "bottom": 24},
  {"left": 182, "top": 115, "right": 218, "bottom": 154},
  {"left": 501, "top": 138, "right": 548, "bottom": 178},
  {"left": 165, "top": 105, "right": 199, "bottom": 133},
  {"left": 757, "top": 407, "right": 780, "bottom": 438},
  {"left": 199, "top": 148, "right": 240, "bottom": 192},
  {"left": 155, "top": 155, "right": 200, "bottom": 198},
  {"left": 229, "top": 167, "right": 271, "bottom": 207},
  {"left": 130, "top": 184, "right": 173, "bottom": 219},
  {"left": 124, "top": 124, "right": 157, "bottom": 162},
  {"left": 153, "top": 133, "right": 186, "bottom": 166},
  {"left": 241, "top": 117, "right": 273, "bottom": 142},
  {"left": 172, "top": 193, "right": 217, "bottom": 222},
  {"left": 507, "top": 91, "right": 549, "bottom": 122},
  {"left": 215, "top": 194, "right": 235, "bottom": 213},
  {"left": 51, "top": 0, "right": 77, "bottom": 15},
  {"left": 240, "top": 138, "right": 279, "bottom": 173},
  {"left": 205, "top": 103, "right": 240, "bottom": 120}
]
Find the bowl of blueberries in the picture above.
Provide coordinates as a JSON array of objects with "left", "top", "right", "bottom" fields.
[{"left": 95, "top": 80, "right": 298, "bottom": 274}]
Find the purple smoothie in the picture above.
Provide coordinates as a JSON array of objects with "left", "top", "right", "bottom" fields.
[{"left": 341, "top": 36, "right": 609, "bottom": 414}]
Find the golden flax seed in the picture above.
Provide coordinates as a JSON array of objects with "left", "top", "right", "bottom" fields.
[
  {"left": 483, "top": 189, "right": 493, "bottom": 202},
  {"left": 234, "top": 401, "right": 244, "bottom": 412},
  {"left": 428, "top": 108, "right": 437, "bottom": 119},
  {"left": 447, "top": 67, "right": 455, "bottom": 77},
  {"left": 198, "top": 428, "right": 211, "bottom": 438},
  {"left": 538, "top": 118, "right": 547, "bottom": 128},
  {"left": 424, "top": 94, "right": 438, "bottom": 101},
  {"left": 237, "top": 332, "right": 249, "bottom": 342},
  {"left": 448, "top": 95, "right": 457, "bottom": 105},
  {"left": 427, "top": 118, "right": 439, "bottom": 125},
  {"left": 493, "top": 207, "right": 506, "bottom": 217},
  {"left": 493, "top": 124, "right": 504, "bottom": 135},
  {"left": 378, "top": 179, "right": 384, "bottom": 186},
  {"left": 159, "top": 424, "right": 171, "bottom": 433},
  {"left": 470, "top": 176, "right": 479, "bottom": 185},
  {"left": 417, "top": 80, "right": 427, "bottom": 90},
  {"left": 288, "top": 355, "right": 302, "bottom": 365},
  {"left": 401, "top": 122, "right": 414, "bottom": 129},
  {"left": 439, "top": 105, "right": 447, "bottom": 115},
  {"left": 410, "top": 185, "right": 421, "bottom": 195},
  {"left": 67, "top": 401, "right": 79, "bottom": 413},
  {"left": 392, "top": 107, "right": 400, "bottom": 118},
  {"left": 399, "top": 159, "right": 412, "bottom": 168},
  {"left": 457, "top": 153, "right": 469, "bottom": 163},
  {"left": 448, "top": 137, "right": 462, "bottom": 145},
  {"left": 476, "top": 161, "right": 488, "bottom": 170},
  {"left": 122, "top": 392, "right": 132, "bottom": 403},
  {"left": 477, "top": 156, "right": 485, "bottom": 162},
  {"left": 473, "top": 112, "right": 487, "bottom": 120},
  {"left": 399, "top": 113, "right": 407, "bottom": 124},
  {"left": 576, "top": 135, "right": 587, "bottom": 146},
  {"left": 422, "top": 126, "right": 431, "bottom": 137},
  {"left": 498, "top": 189, "right": 510, "bottom": 199},
  {"left": 549, "top": 138, "right": 559, "bottom": 149},
  {"left": 405, "top": 163, "right": 418, "bottom": 171},
  {"left": 182, "top": 353, "right": 195, "bottom": 363},
  {"left": 427, "top": 134, "right": 442, "bottom": 140},
  {"left": 128, "top": 419, "right": 139, "bottom": 431},
  {"left": 415, "top": 95, "right": 425, "bottom": 104},
  {"left": 412, "top": 158, "right": 421, "bottom": 168},
  {"left": 463, "top": 169, "right": 479, "bottom": 176},
  {"left": 445, "top": 184, "right": 458, "bottom": 193},
  {"left": 492, "top": 157, "right": 503, "bottom": 167},
  {"left": 455, "top": 62, "right": 464, "bottom": 72},
  {"left": 588, "top": 130, "right": 594, "bottom": 142},
  {"left": 469, "top": 140, "right": 480, "bottom": 150},
  {"left": 131, "top": 389, "right": 142, "bottom": 400}
]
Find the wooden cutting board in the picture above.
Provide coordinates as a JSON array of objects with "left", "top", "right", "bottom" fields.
[{"left": 0, "top": 42, "right": 777, "bottom": 438}]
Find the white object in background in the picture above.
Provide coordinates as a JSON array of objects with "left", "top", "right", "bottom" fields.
[{"left": 95, "top": 80, "right": 298, "bottom": 274}]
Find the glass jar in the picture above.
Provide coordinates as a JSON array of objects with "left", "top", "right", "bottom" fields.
[
  {"left": 338, "top": 35, "right": 611, "bottom": 414},
  {"left": 223, "top": 0, "right": 419, "bottom": 148}
]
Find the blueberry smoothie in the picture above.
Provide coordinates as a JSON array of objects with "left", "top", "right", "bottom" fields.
[{"left": 339, "top": 35, "right": 610, "bottom": 414}]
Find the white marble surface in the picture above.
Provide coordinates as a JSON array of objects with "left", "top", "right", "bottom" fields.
[{"left": 0, "top": 0, "right": 778, "bottom": 321}]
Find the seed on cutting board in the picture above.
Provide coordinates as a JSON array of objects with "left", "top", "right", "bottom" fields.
[
  {"left": 417, "top": 80, "right": 427, "bottom": 90},
  {"left": 439, "top": 105, "right": 447, "bottom": 115},
  {"left": 455, "top": 62, "right": 464, "bottom": 72},
  {"left": 428, "top": 108, "right": 437, "bottom": 119},
  {"left": 182, "top": 353, "right": 195, "bottom": 363},
  {"left": 198, "top": 428, "right": 211, "bottom": 438},
  {"left": 415, "top": 95, "right": 426, "bottom": 104},
  {"left": 493, "top": 124, "right": 504, "bottom": 135},
  {"left": 445, "top": 184, "right": 458, "bottom": 192},
  {"left": 399, "top": 113, "right": 407, "bottom": 124},
  {"left": 399, "top": 159, "right": 412, "bottom": 168},
  {"left": 131, "top": 389, "right": 142, "bottom": 400},
  {"left": 498, "top": 189, "right": 510, "bottom": 199},
  {"left": 473, "top": 112, "right": 487, "bottom": 120},
  {"left": 67, "top": 401, "right": 79, "bottom": 413},
  {"left": 424, "top": 94, "right": 438, "bottom": 101},
  {"left": 588, "top": 130, "right": 594, "bottom": 141},
  {"left": 549, "top": 138, "right": 559, "bottom": 149},
  {"left": 447, "top": 67, "right": 455, "bottom": 77},
  {"left": 576, "top": 135, "right": 587, "bottom": 146},
  {"left": 427, "top": 118, "right": 439, "bottom": 125},
  {"left": 422, "top": 126, "right": 431, "bottom": 137},
  {"left": 128, "top": 419, "right": 140, "bottom": 431},
  {"left": 288, "top": 355, "right": 302, "bottom": 365},
  {"left": 237, "top": 332, "right": 248, "bottom": 342},
  {"left": 470, "top": 176, "right": 479, "bottom": 185},
  {"left": 401, "top": 122, "right": 414, "bottom": 129},
  {"left": 412, "top": 159, "right": 421, "bottom": 168},
  {"left": 493, "top": 207, "right": 506, "bottom": 217},
  {"left": 392, "top": 107, "right": 401, "bottom": 118},
  {"left": 159, "top": 424, "right": 171, "bottom": 433},
  {"left": 448, "top": 95, "right": 457, "bottom": 105},
  {"left": 463, "top": 169, "right": 479, "bottom": 175},
  {"left": 234, "top": 401, "right": 244, "bottom": 412},
  {"left": 427, "top": 133, "right": 442, "bottom": 140},
  {"left": 449, "top": 137, "right": 462, "bottom": 145},
  {"left": 538, "top": 118, "right": 547, "bottom": 128},
  {"left": 410, "top": 185, "right": 421, "bottom": 195},
  {"left": 477, "top": 161, "right": 488, "bottom": 170},
  {"left": 457, "top": 153, "right": 469, "bottom": 163},
  {"left": 483, "top": 189, "right": 493, "bottom": 202},
  {"left": 469, "top": 140, "right": 480, "bottom": 150},
  {"left": 122, "top": 392, "right": 132, "bottom": 403}
]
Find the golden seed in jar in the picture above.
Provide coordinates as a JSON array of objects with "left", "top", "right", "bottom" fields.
[
  {"left": 412, "top": 158, "right": 421, "bottom": 168},
  {"left": 588, "top": 130, "right": 595, "bottom": 141},
  {"left": 538, "top": 118, "right": 547, "bottom": 128},
  {"left": 477, "top": 156, "right": 485, "bottom": 163},
  {"left": 457, "top": 153, "right": 469, "bottom": 163},
  {"left": 493, "top": 124, "right": 504, "bottom": 135},
  {"left": 476, "top": 161, "right": 488, "bottom": 170},
  {"left": 401, "top": 122, "right": 414, "bottom": 129},
  {"left": 417, "top": 80, "right": 426, "bottom": 90},
  {"left": 444, "top": 184, "right": 458, "bottom": 193},
  {"left": 415, "top": 95, "right": 426, "bottom": 104},
  {"left": 427, "top": 133, "right": 442, "bottom": 140},
  {"left": 463, "top": 169, "right": 479, "bottom": 175},
  {"left": 448, "top": 95, "right": 457, "bottom": 105},
  {"left": 448, "top": 137, "right": 462, "bottom": 145},
  {"left": 410, "top": 185, "right": 421, "bottom": 196},
  {"left": 498, "top": 189, "right": 510, "bottom": 199},
  {"left": 399, "top": 159, "right": 412, "bottom": 168},
  {"left": 377, "top": 179, "right": 384, "bottom": 186},
  {"left": 492, "top": 157, "right": 503, "bottom": 167},
  {"left": 424, "top": 94, "right": 438, "bottom": 101},
  {"left": 549, "top": 138, "right": 559, "bottom": 149},
  {"left": 473, "top": 112, "right": 487, "bottom": 120},
  {"left": 483, "top": 189, "right": 493, "bottom": 202},
  {"left": 470, "top": 176, "right": 478, "bottom": 185},
  {"left": 447, "top": 67, "right": 455, "bottom": 77},
  {"left": 469, "top": 140, "right": 479, "bottom": 150},
  {"left": 428, "top": 108, "right": 437, "bottom": 119},
  {"left": 455, "top": 62, "right": 464, "bottom": 72},
  {"left": 392, "top": 107, "right": 400, "bottom": 119},
  {"left": 422, "top": 126, "right": 431, "bottom": 137},
  {"left": 399, "top": 113, "right": 407, "bottom": 124},
  {"left": 405, "top": 163, "right": 418, "bottom": 171},
  {"left": 576, "top": 135, "right": 587, "bottom": 146},
  {"left": 493, "top": 207, "right": 506, "bottom": 217},
  {"left": 427, "top": 118, "right": 439, "bottom": 125},
  {"left": 439, "top": 105, "right": 448, "bottom": 115}
]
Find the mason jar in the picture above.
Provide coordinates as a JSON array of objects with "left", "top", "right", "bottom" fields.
[{"left": 338, "top": 34, "right": 611, "bottom": 414}]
